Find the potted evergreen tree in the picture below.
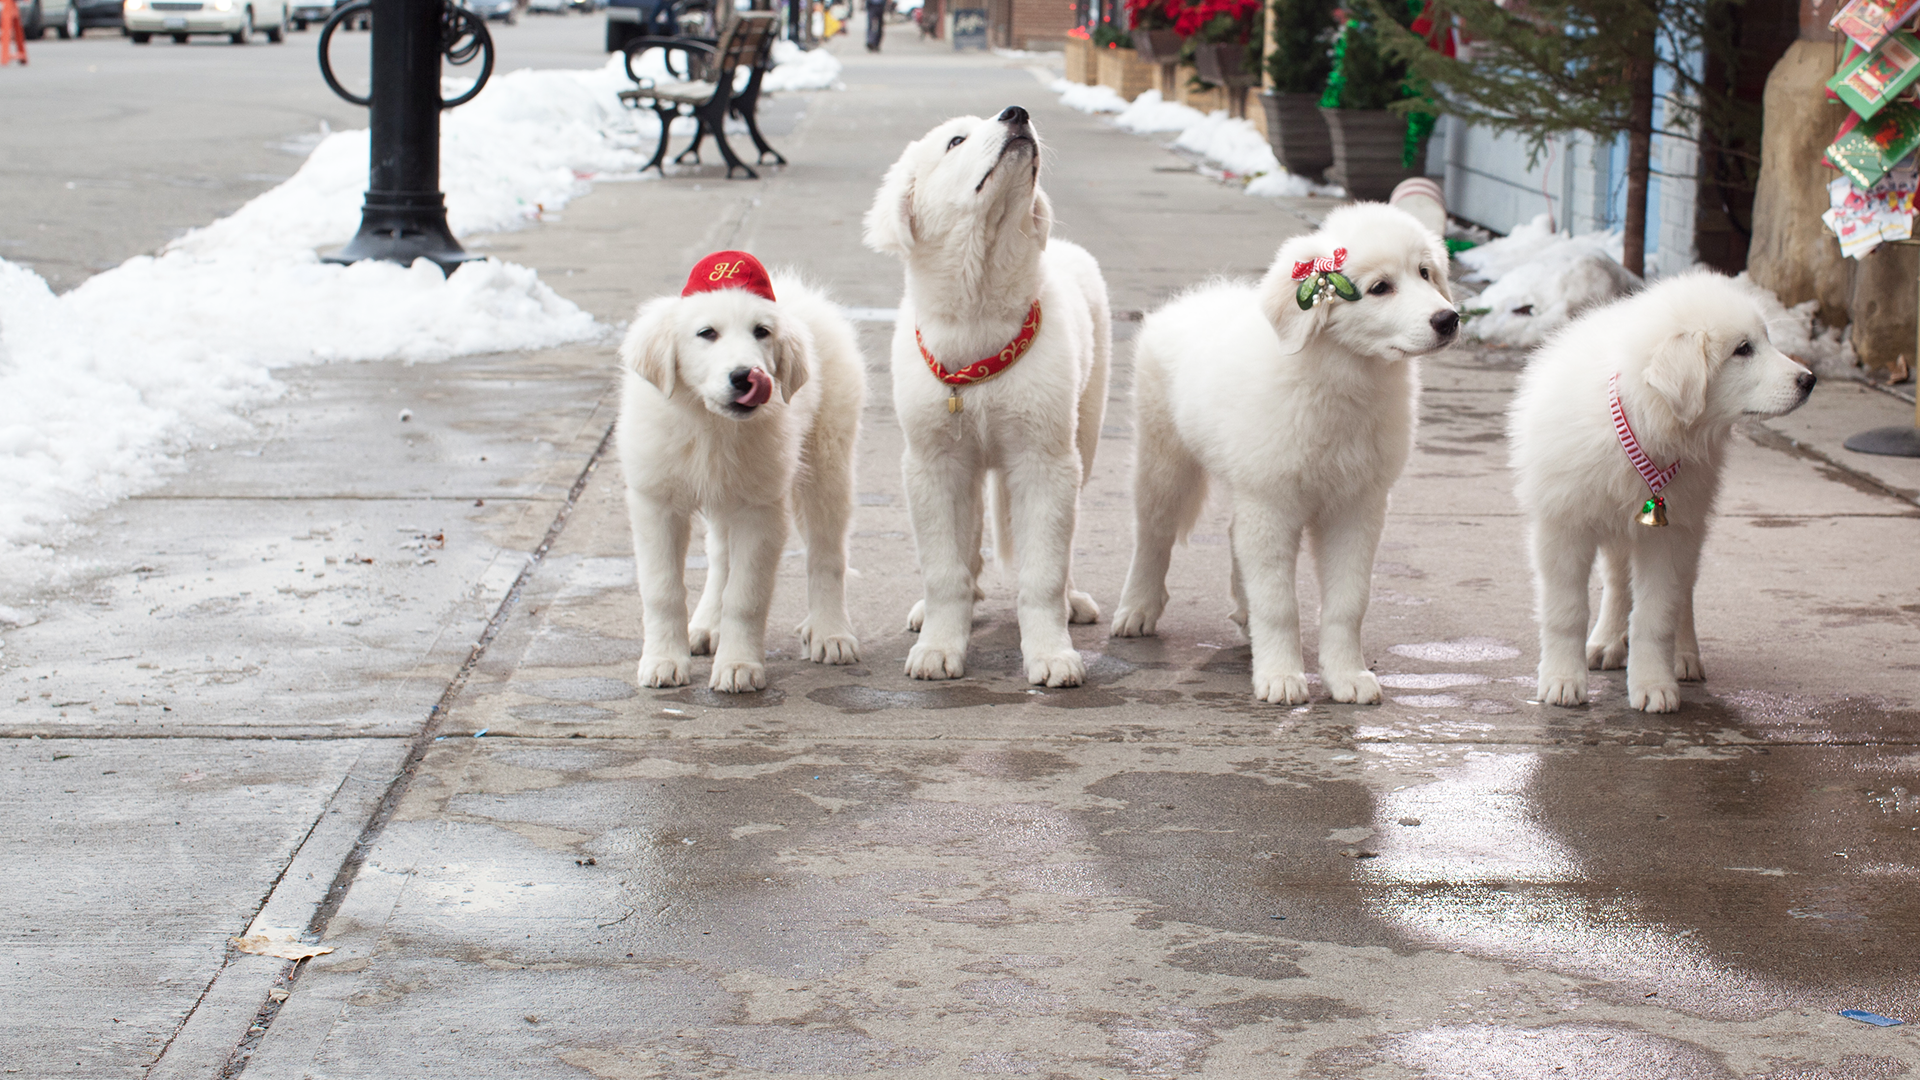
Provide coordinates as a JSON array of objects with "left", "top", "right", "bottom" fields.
[
  {"left": 1317, "top": 1, "right": 1436, "bottom": 200},
  {"left": 1259, "top": 0, "right": 1336, "bottom": 178}
]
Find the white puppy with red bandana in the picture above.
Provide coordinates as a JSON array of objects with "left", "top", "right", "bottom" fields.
[
  {"left": 618, "top": 250, "right": 865, "bottom": 692},
  {"left": 1114, "top": 203, "right": 1460, "bottom": 705}
]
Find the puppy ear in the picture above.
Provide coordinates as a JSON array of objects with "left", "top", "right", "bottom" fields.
[
  {"left": 770, "top": 316, "right": 812, "bottom": 402},
  {"left": 1643, "top": 330, "right": 1711, "bottom": 423},
  {"left": 1028, "top": 185, "right": 1054, "bottom": 245},
  {"left": 863, "top": 154, "right": 917, "bottom": 257},
  {"left": 619, "top": 297, "right": 678, "bottom": 398},
  {"left": 1260, "top": 270, "right": 1325, "bottom": 355}
]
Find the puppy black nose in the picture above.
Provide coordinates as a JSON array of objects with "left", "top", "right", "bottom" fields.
[
  {"left": 729, "top": 367, "right": 754, "bottom": 392},
  {"left": 997, "top": 105, "right": 1030, "bottom": 127},
  {"left": 1796, "top": 370, "right": 1817, "bottom": 393},
  {"left": 1431, "top": 308, "right": 1460, "bottom": 338}
]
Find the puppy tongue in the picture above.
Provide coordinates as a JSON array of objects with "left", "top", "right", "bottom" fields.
[{"left": 735, "top": 368, "right": 773, "bottom": 407}]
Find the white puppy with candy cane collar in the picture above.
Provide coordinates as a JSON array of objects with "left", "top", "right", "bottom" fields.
[
  {"left": 1510, "top": 271, "right": 1814, "bottom": 713},
  {"left": 1113, "top": 203, "right": 1459, "bottom": 705}
]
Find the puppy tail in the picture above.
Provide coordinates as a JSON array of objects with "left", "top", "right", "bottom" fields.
[{"left": 985, "top": 470, "right": 1016, "bottom": 569}]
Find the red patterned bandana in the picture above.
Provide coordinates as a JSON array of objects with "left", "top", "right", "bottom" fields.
[
  {"left": 917, "top": 301, "right": 1042, "bottom": 413},
  {"left": 682, "top": 250, "right": 776, "bottom": 303}
]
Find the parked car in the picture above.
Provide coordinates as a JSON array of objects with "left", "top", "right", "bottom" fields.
[
  {"left": 125, "top": 0, "right": 288, "bottom": 42},
  {"left": 526, "top": 0, "right": 567, "bottom": 13},
  {"left": 461, "top": 0, "right": 515, "bottom": 22},
  {"left": 287, "top": 0, "right": 330, "bottom": 27},
  {"left": 16, "top": 0, "right": 80, "bottom": 39},
  {"left": 74, "top": 0, "right": 126, "bottom": 32}
]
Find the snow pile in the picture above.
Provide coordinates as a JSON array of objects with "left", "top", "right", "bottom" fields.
[
  {"left": 0, "top": 58, "right": 670, "bottom": 593},
  {"left": 1051, "top": 83, "right": 1339, "bottom": 198},
  {"left": 1457, "top": 214, "right": 1638, "bottom": 348},
  {"left": 762, "top": 39, "right": 844, "bottom": 91},
  {"left": 1111, "top": 89, "right": 1206, "bottom": 134},
  {"left": 1055, "top": 80, "right": 1129, "bottom": 114},
  {"left": 1171, "top": 109, "right": 1279, "bottom": 177}
]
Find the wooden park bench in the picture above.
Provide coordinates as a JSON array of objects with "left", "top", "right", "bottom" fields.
[{"left": 618, "top": 11, "right": 786, "bottom": 180}]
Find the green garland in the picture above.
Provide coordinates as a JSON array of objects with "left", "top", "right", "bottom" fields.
[{"left": 1318, "top": 23, "right": 1348, "bottom": 109}]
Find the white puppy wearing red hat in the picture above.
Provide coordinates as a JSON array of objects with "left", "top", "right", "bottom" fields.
[{"left": 617, "top": 250, "right": 866, "bottom": 692}]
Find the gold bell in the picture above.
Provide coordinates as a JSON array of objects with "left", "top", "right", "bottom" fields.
[{"left": 1636, "top": 496, "right": 1668, "bottom": 527}]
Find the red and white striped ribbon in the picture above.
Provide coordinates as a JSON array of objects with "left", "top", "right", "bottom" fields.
[
  {"left": 1609, "top": 373, "right": 1680, "bottom": 494},
  {"left": 1290, "top": 247, "right": 1348, "bottom": 281}
]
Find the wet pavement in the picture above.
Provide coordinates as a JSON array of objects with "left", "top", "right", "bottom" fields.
[{"left": 8, "top": 23, "right": 1920, "bottom": 1080}]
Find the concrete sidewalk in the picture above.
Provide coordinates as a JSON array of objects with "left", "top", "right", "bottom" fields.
[{"left": 7, "top": 31, "right": 1920, "bottom": 1080}]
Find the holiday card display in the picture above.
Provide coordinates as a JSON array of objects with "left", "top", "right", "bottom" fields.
[
  {"left": 1825, "top": 98, "right": 1920, "bottom": 188},
  {"left": 1831, "top": 0, "right": 1920, "bottom": 52},
  {"left": 1828, "top": 30, "right": 1920, "bottom": 118},
  {"left": 1822, "top": 162, "right": 1918, "bottom": 258}
]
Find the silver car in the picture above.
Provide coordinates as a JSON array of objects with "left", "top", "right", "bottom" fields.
[{"left": 125, "top": 0, "right": 289, "bottom": 42}]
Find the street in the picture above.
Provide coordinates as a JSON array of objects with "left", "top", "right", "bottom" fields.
[{"left": 7, "top": 17, "right": 1920, "bottom": 1079}]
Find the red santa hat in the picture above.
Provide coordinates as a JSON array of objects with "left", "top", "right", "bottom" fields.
[{"left": 682, "top": 250, "right": 776, "bottom": 303}]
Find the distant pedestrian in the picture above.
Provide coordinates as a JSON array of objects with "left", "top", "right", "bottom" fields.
[
  {"left": 1, "top": 0, "right": 27, "bottom": 66},
  {"left": 865, "top": 0, "right": 884, "bottom": 50}
]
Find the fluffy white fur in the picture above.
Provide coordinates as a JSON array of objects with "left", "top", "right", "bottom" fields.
[
  {"left": 864, "top": 107, "right": 1112, "bottom": 687},
  {"left": 1114, "top": 203, "right": 1459, "bottom": 705},
  {"left": 1510, "top": 271, "right": 1815, "bottom": 713},
  {"left": 616, "top": 273, "right": 865, "bottom": 692}
]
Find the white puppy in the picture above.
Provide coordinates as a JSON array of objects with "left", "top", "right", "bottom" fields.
[
  {"left": 1113, "top": 203, "right": 1459, "bottom": 704},
  {"left": 1510, "top": 271, "right": 1815, "bottom": 713},
  {"left": 864, "top": 106, "right": 1111, "bottom": 687},
  {"left": 617, "top": 251, "right": 865, "bottom": 693}
]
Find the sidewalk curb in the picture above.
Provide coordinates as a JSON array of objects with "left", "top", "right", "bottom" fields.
[{"left": 144, "top": 738, "right": 408, "bottom": 1080}]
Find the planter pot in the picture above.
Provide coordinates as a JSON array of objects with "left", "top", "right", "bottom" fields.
[
  {"left": 1174, "top": 63, "right": 1229, "bottom": 113},
  {"left": 1260, "top": 91, "right": 1332, "bottom": 181},
  {"left": 1064, "top": 35, "right": 1094, "bottom": 84},
  {"left": 1131, "top": 27, "right": 1183, "bottom": 97},
  {"left": 1191, "top": 40, "right": 1256, "bottom": 117},
  {"left": 1096, "top": 45, "right": 1156, "bottom": 101},
  {"left": 1320, "top": 107, "right": 1429, "bottom": 201}
]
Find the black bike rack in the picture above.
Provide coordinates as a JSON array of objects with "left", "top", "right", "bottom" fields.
[{"left": 318, "top": 0, "right": 494, "bottom": 274}]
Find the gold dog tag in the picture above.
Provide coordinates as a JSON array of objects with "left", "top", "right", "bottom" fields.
[
  {"left": 948, "top": 388, "right": 961, "bottom": 414},
  {"left": 1636, "top": 496, "right": 1668, "bottom": 527}
]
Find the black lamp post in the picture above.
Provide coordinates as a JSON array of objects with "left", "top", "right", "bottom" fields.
[{"left": 318, "top": 0, "right": 494, "bottom": 275}]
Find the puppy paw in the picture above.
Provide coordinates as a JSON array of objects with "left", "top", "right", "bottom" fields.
[
  {"left": 1025, "top": 650, "right": 1085, "bottom": 688},
  {"left": 811, "top": 633, "right": 860, "bottom": 664},
  {"left": 1323, "top": 669, "right": 1382, "bottom": 705},
  {"left": 1674, "top": 652, "right": 1705, "bottom": 682},
  {"left": 905, "top": 599, "right": 925, "bottom": 633},
  {"left": 637, "top": 654, "right": 691, "bottom": 688},
  {"left": 905, "top": 641, "right": 966, "bottom": 680},
  {"left": 709, "top": 660, "right": 766, "bottom": 693},
  {"left": 688, "top": 624, "right": 716, "bottom": 656},
  {"left": 1536, "top": 671, "right": 1587, "bottom": 707},
  {"left": 1110, "top": 604, "right": 1159, "bottom": 638},
  {"left": 1066, "top": 590, "right": 1101, "bottom": 625},
  {"left": 1252, "top": 670, "right": 1312, "bottom": 705},
  {"left": 1630, "top": 679, "right": 1680, "bottom": 713},
  {"left": 1585, "top": 636, "right": 1628, "bottom": 670}
]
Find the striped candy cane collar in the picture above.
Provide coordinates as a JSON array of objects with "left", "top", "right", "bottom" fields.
[
  {"left": 1609, "top": 373, "right": 1680, "bottom": 526},
  {"left": 918, "top": 300, "right": 1042, "bottom": 414}
]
